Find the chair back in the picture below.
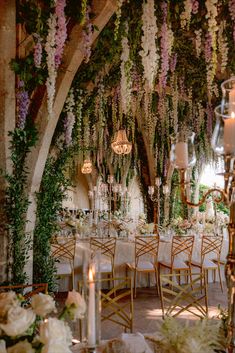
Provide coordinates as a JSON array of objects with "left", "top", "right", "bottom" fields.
[
  {"left": 134, "top": 236, "right": 159, "bottom": 267},
  {"left": 78, "top": 277, "right": 133, "bottom": 334},
  {"left": 0, "top": 283, "right": 48, "bottom": 299},
  {"left": 171, "top": 236, "right": 194, "bottom": 266},
  {"left": 159, "top": 272, "right": 208, "bottom": 319},
  {"left": 90, "top": 237, "right": 116, "bottom": 267},
  {"left": 201, "top": 235, "right": 223, "bottom": 264},
  {"left": 51, "top": 237, "right": 76, "bottom": 265}
]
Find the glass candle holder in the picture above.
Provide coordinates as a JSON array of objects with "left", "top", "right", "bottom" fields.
[
  {"left": 170, "top": 131, "right": 196, "bottom": 169},
  {"left": 212, "top": 104, "right": 235, "bottom": 157}
]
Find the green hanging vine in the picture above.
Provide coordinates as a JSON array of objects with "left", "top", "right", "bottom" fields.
[{"left": 4, "top": 126, "right": 37, "bottom": 284}]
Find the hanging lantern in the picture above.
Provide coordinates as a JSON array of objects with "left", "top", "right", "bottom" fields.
[
  {"left": 111, "top": 129, "right": 132, "bottom": 155},
  {"left": 81, "top": 159, "right": 92, "bottom": 174}
]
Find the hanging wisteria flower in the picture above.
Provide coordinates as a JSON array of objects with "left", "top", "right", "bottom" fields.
[
  {"left": 45, "top": 13, "right": 57, "bottom": 116},
  {"left": 139, "top": 0, "right": 159, "bottom": 92},
  {"left": 180, "top": 0, "right": 192, "bottom": 29},
  {"left": 204, "top": 33, "right": 212, "bottom": 63},
  {"left": 16, "top": 80, "right": 30, "bottom": 130},
  {"left": 64, "top": 89, "right": 75, "bottom": 146},
  {"left": 120, "top": 26, "right": 133, "bottom": 115},
  {"left": 195, "top": 29, "right": 202, "bottom": 57},
  {"left": 169, "top": 53, "right": 177, "bottom": 73},
  {"left": 114, "top": 0, "right": 124, "bottom": 40},
  {"left": 191, "top": 0, "right": 199, "bottom": 14},
  {"left": 159, "top": 2, "right": 171, "bottom": 89},
  {"left": 228, "top": 0, "right": 235, "bottom": 42},
  {"left": 218, "top": 21, "right": 228, "bottom": 73},
  {"left": 55, "top": 0, "right": 67, "bottom": 69},
  {"left": 205, "top": 0, "right": 218, "bottom": 94},
  {"left": 33, "top": 34, "right": 42, "bottom": 68},
  {"left": 82, "top": 6, "right": 93, "bottom": 63},
  {"left": 206, "top": 102, "right": 213, "bottom": 138}
]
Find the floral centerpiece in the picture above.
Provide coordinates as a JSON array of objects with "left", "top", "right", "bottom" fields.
[
  {"left": 0, "top": 290, "right": 86, "bottom": 353},
  {"left": 170, "top": 217, "right": 192, "bottom": 236},
  {"left": 146, "top": 316, "right": 226, "bottom": 353}
]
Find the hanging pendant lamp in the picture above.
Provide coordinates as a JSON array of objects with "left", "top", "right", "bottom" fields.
[
  {"left": 111, "top": 129, "right": 132, "bottom": 155},
  {"left": 81, "top": 159, "right": 92, "bottom": 174}
]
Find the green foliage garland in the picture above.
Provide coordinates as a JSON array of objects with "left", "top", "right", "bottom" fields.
[
  {"left": 33, "top": 147, "right": 72, "bottom": 291},
  {"left": 4, "top": 126, "right": 37, "bottom": 284}
]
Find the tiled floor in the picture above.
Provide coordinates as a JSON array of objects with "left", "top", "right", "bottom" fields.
[{"left": 58, "top": 281, "right": 227, "bottom": 342}]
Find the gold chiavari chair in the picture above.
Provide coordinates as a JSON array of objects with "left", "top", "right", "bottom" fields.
[
  {"left": 51, "top": 236, "right": 76, "bottom": 290},
  {"left": 126, "top": 236, "right": 160, "bottom": 298},
  {"left": 191, "top": 235, "right": 224, "bottom": 292},
  {"left": 159, "top": 272, "right": 208, "bottom": 319},
  {"left": 90, "top": 237, "right": 117, "bottom": 281},
  {"left": 78, "top": 277, "right": 133, "bottom": 336},
  {"left": 0, "top": 283, "right": 48, "bottom": 299},
  {"left": 158, "top": 235, "right": 194, "bottom": 285}
]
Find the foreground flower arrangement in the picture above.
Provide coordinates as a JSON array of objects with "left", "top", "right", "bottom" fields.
[{"left": 0, "top": 290, "right": 86, "bottom": 353}]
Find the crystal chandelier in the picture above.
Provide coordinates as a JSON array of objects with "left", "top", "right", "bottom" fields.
[
  {"left": 111, "top": 129, "right": 132, "bottom": 155},
  {"left": 81, "top": 159, "right": 92, "bottom": 174}
]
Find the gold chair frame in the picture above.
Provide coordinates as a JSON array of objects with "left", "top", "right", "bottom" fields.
[
  {"left": 159, "top": 272, "right": 208, "bottom": 319},
  {"left": 78, "top": 277, "right": 133, "bottom": 337},
  {"left": 51, "top": 237, "right": 76, "bottom": 289},
  {"left": 126, "top": 236, "right": 160, "bottom": 298},
  {"left": 0, "top": 283, "right": 48, "bottom": 299},
  {"left": 90, "top": 237, "right": 116, "bottom": 280},
  {"left": 159, "top": 235, "right": 194, "bottom": 285},
  {"left": 191, "top": 235, "right": 224, "bottom": 292}
]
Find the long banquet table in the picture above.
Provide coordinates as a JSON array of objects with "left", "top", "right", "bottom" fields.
[{"left": 57, "top": 233, "right": 229, "bottom": 291}]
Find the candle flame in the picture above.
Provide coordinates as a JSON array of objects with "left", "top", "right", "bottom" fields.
[
  {"left": 88, "top": 267, "right": 94, "bottom": 281},
  {"left": 232, "top": 112, "right": 235, "bottom": 119}
]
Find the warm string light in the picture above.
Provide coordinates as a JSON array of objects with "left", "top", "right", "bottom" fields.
[{"left": 81, "top": 159, "right": 92, "bottom": 174}]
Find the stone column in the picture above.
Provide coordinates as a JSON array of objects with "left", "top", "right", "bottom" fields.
[{"left": 0, "top": 0, "right": 16, "bottom": 282}]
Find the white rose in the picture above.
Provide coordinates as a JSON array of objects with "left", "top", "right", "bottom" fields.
[
  {"left": 39, "top": 318, "right": 72, "bottom": 346},
  {"left": 0, "top": 307, "right": 35, "bottom": 337},
  {"left": 0, "top": 292, "right": 19, "bottom": 320},
  {"left": 0, "top": 340, "right": 7, "bottom": 353},
  {"left": 65, "top": 290, "right": 86, "bottom": 320},
  {"left": 7, "top": 340, "right": 35, "bottom": 353},
  {"left": 41, "top": 341, "right": 72, "bottom": 353},
  {"left": 31, "top": 293, "right": 56, "bottom": 317}
]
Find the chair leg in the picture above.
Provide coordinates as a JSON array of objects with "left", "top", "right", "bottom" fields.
[
  {"left": 134, "top": 269, "right": 137, "bottom": 298},
  {"left": 217, "top": 264, "right": 223, "bottom": 292},
  {"left": 154, "top": 269, "right": 159, "bottom": 296}
]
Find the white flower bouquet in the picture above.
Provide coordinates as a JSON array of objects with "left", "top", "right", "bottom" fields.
[{"left": 0, "top": 290, "right": 86, "bottom": 353}]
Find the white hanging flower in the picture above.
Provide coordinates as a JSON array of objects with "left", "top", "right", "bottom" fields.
[
  {"left": 120, "top": 27, "right": 133, "bottom": 115},
  {"left": 139, "top": 0, "right": 159, "bottom": 91},
  {"left": 45, "top": 13, "right": 57, "bottom": 117},
  {"left": 205, "top": 0, "right": 218, "bottom": 94},
  {"left": 180, "top": 0, "right": 192, "bottom": 29},
  {"left": 64, "top": 89, "right": 75, "bottom": 146}
]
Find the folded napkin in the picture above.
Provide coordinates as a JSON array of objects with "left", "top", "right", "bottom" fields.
[{"left": 121, "top": 333, "right": 153, "bottom": 353}]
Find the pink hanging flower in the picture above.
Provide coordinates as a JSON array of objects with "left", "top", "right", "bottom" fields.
[
  {"left": 82, "top": 6, "right": 93, "bottom": 63},
  {"left": 16, "top": 80, "right": 30, "bottom": 130},
  {"left": 55, "top": 0, "right": 67, "bottom": 68},
  {"left": 204, "top": 33, "right": 212, "bottom": 63},
  {"left": 191, "top": 0, "right": 199, "bottom": 14},
  {"left": 169, "top": 53, "right": 177, "bottom": 73},
  {"left": 206, "top": 102, "right": 213, "bottom": 138},
  {"left": 33, "top": 34, "right": 42, "bottom": 68}
]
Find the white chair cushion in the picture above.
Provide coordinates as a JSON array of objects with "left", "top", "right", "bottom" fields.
[
  {"left": 159, "top": 259, "right": 189, "bottom": 269},
  {"left": 192, "top": 259, "right": 217, "bottom": 269},
  {"left": 55, "top": 262, "right": 72, "bottom": 275},
  {"left": 136, "top": 261, "right": 155, "bottom": 271}
]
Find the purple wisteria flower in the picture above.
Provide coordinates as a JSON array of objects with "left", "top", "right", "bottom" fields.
[
  {"left": 206, "top": 103, "right": 213, "bottom": 138},
  {"left": 204, "top": 33, "right": 212, "bottom": 63},
  {"left": 16, "top": 81, "right": 30, "bottom": 130},
  {"left": 228, "top": 0, "right": 235, "bottom": 42},
  {"left": 169, "top": 53, "right": 177, "bottom": 73},
  {"left": 82, "top": 6, "right": 93, "bottom": 63},
  {"left": 33, "top": 35, "right": 42, "bottom": 68},
  {"left": 55, "top": 0, "right": 67, "bottom": 68}
]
